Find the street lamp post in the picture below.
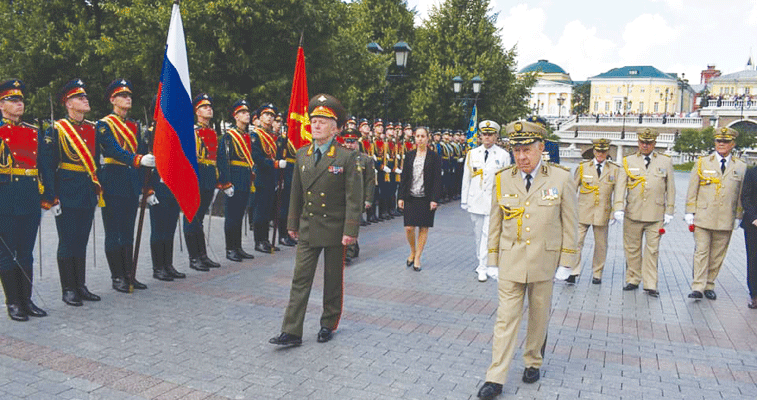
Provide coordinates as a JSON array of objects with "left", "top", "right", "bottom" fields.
[
  {"left": 452, "top": 75, "right": 482, "bottom": 130},
  {"left": 660, "top": 88, "right": 672, "bottom": 115},
  {"left": 557, "top": 96, "right": 565, "bottom": 117},
  {"left": 367, "top": 41, "right": 412, "bottom": 123},
  {"left": 677, "top": 73, "right": 689, "bottom": 115}
]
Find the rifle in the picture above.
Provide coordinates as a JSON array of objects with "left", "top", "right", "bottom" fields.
[
  {"left": 271, "top": 136, "right": 284, "bottom": 250},
  {"left": 131, "top": 109, "right": 155, "bottom": 292}
]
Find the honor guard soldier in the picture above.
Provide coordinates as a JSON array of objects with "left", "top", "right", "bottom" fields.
[
  {"left": 217, "top": 100, "right": 255, "bottom": 262},
  {"left": 460, "top": 120, "right": 511, "bottom": 282},
  {"left": 569, "top": 138, "right": 626, "bottom": 284},
  {"left": 526, "top": 116, "right": 560, "bottom": 164},
  {"left": 250, "top": 103, "right": 287, "bottom": 253},
  {"left": 182, "top": 93, "right": 221, "bottom": 272},
  {"left": 452, "top": 130, "right": 465, "bottom": 199},
  {"left": 358, "top": 118, "right": 376, "bottom": 224},
  {"left": 0, "top": 79, "right": 47, "bottom": 321},
  {"left": 616, "top": 128, "right": 675, "bottom": 297},
  {"left": 40, "top": 79, "right": 104, "bottom": 306},
  {"left": 685, "top": 127, "right": 746, "bottom": 300},
  {"left": 478, "top": 120, "right": 577, "bottom": 399},
  {"left": 276, "top": 113, "right": 298, "bottom": 247},
  {"left": 270, "top": 94, "right": 362, "bottom": 346},
  {"left": 342, "top": 128, "right": 374, "bottom": 263},
  {"left": 97, "top": 79, "right": 155, "bottom": 293}
]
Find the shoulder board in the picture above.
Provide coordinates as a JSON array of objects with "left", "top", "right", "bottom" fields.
[
  {"left": 607, "top": 160, "right": 620, "bottom": 167},
  {"left": 83, "top": 119, "right": 95, "bottom": 126},
  {"left": 548, "top": 162, "right": 570, "bottom": 171},
  {"left": 495, "top": 165, "right": 515, "bottom": 175},
  {"left": 660, "top": 153, "right": 670, "bottom": 157},
  {"left": 544, "top": 139, "right": 557, "bottom": 144},
  {"left": 21, "top": 121, "right": 38, "bottom": 129}
]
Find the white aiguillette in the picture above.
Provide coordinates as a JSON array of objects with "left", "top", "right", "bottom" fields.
[{"left": 554, "top": 266, "right": 572, "bottom": 281}]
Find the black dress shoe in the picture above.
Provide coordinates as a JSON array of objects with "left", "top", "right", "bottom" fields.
[
  {"left": 644, "top": 289, "right": 659, "bottom": 297},
  {"left": 688, "top": 290, "right": 703, "bottom": 299},
  {"left": 78, "top": 286, "right": 101, "bottom": 302},
  {"left": 317, "top": 327, "right": 333, "bottom": 343},
  {"left": 24, "top": 301, "right": 47, "bottom": 317},
  {"left": 279, "top": 237, "right": 297, "bottom": 247},
  {"left": 360, "top": 220, "right": 368, "bottom": 226},
  {"left": 112, "top": 277, "right": 130, "bottom": 293},
  {"left": 237, "top": 248, "right": 255, "bottom": 259},
  {"left": 226, "top": 250, "right": 243, "bottom": 262},
  {"left": 344, "top": 257, "right": 352, "bottom": 266},
  {"left": 130, "top": 278, "right": 147, "bottom": 290},
  {"left": 592, "top": 278, "right": 602, "bottom": 284},
  {"left": 477, "top": 382, "right": 502, "bottom": 399},
  {"left": 165, "top": 265, "right": 186, "bottom": 279},
  {"left": 62, "top": 290, "right": 83, "bottom": 306},
  {"left": 190, "top": 258, "right": 210, "bottom": 271},
  {"left": 565, "top": 274, "right": 577, "bottom": 284},
  {"left": 269, "top": 332, "right": 302, "bottom": 346},
  {"left": 704, "top": 290, "right": 717, "bottom": 300},
  {"left": 522, "top": 367, "right": 540, "bottom": 383},
  {"left": 255, "top": 241, "right": 271, "bottom": 253},
  {"left": 623, "top": 283, "right": 639, "bottom": 291},
  {"left": 200, "top": 255, "right": 221, "bottom": 268},
  {"left": 153, "top": 267, "right": 174, "bottom": 281},
  {"left": 7, "top": 304, "right": 28, "bottom": 321}
]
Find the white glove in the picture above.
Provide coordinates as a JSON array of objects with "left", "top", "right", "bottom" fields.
[
  {"left": 458, "top": 157, "right": 464, "bottom": 163},
  {"left": 224, "top": 186, "right": 235, "bottom": 197},
  {"left": 382, "top": 166, "right": 391, "bottom": 173},
  {"left": 684, "top": 213, "right": 694, "bottom": 226},
  {"left": 277, "top": 160, "right": 287, "bottom": 169},
  {"left": 140, "top": 154, "right": 156, "bottom": 167},
  {"left": 394, "top": 168, "right": 402, "bottom": 174},
  {"left": 50, "top": 203, "right": 62, "bottom": 216},
  {"left": 613, "top": 211, "right": 624, "bottom": 222},
  {"left": 146, "top": 194, "right": 159, "bottom": 206},
  {"left": 554, "top": 266, "right": 572, "bottom": 280},
  {"left": 663, "top": 214, "right": 673, "bottom": 226},
  {"left": 735, "top": 219, "right": 742, "bottom": 230}
]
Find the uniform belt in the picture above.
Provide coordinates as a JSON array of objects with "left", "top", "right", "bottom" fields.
[
  {"left": 199, "top": 159, "right": 217, "bottom": 166},
  {"left": 0, "top": 167, "right": 37, "bottom": 176},
  {"left": 230, "top": 160, "right": 250, "bottom": 167},
  {"left": 103, "top": 157, "right": 127, "bottom": 166},
  {"left": 59, "top": 162, "right": 86, "bottom": 172},
  {"left": 286, "top": 157, "right": 296, "bottom": 163}
]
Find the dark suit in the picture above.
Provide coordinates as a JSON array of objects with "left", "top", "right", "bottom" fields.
[
  {"left": 741, "top": 166, "right": 757, "bottom": 298},
  {"left": 398, "top": 147, "right": 442, "bottom": 203},
  {"left": 281, "top": 138, "right": 362, "bottom": 337}
]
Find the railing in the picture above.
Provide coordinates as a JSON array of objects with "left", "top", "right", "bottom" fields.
[
  {"left": 556, "top": 131, "right": 676, "bottom": 143},
  {"left": 575, "top": 116, "right": 702, "bottom": 126},
  {"left": 706, "top": 99, "right": 756, "bottom": 109}
]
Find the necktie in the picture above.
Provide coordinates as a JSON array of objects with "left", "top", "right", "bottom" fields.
[
  {"left": 484, "top": 150, "right": 489, "bottom": 162},
  {"left": 315, "top": 148, "right": 322, "bottom": 165},
  {"left": 721, "top": 158, "right": 726, "bottom": 174},
  {"left": 644, "top": 156, "right": 650, "bottom": 169},
  {"left": 525, "top": 174, "right": 532, "bottom": 192},
  {"left": 596, "top": 164, "right": 602, "bottom": 177}
]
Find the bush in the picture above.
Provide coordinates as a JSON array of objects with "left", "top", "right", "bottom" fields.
[{"left": 674, "top": 161, "right": 694, "bottom": 171}]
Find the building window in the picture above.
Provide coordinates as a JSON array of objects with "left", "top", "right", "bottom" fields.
[
  {"left": 605, "top": 102, "right": 609, "bottom": 111},
  {"left": 617, "top": 86, "right": 622, "bottom": 93},
  {"left": 605, "top": 87, "right": 610, "bottom": 93},
  {"left": 594, "top": 101, "right": 598, "bottom": 112},
  {"left": 628, "top": 101, "right": 632, "bottom": 111},
  {"left": 654, "top": 102, "right": 659, "bottom": 112},
  {"left": 746, "top": 87, "right": 750, "bottom": 94},
  {"left": 640, "top": 87, "right": 645, "bottom": 93},
  {"left": 639, "top": 102, "right": 644, "bottom": 113},
  {"left": 655, "top": 87, "right": 660, "bottom": 94}
]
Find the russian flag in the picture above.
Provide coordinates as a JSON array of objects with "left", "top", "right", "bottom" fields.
[{"left": 153, "top": 1, "right": 200, "bottom": 222}]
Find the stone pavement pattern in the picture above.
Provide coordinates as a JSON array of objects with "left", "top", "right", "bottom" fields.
[{"left": 1, "top": 171, "right": 756, "bottom": 399}]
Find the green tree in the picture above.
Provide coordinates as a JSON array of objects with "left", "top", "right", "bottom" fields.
[
  {"left": 673, "top": 126, "right": 714, "bottom": 157},
  {"left": 571, "top": 81, "right": 590, "bottom": 115}
]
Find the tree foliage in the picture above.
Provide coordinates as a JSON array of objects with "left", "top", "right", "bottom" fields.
[{"left": 572, "top": 81, "right": 590, "bottom": 116}]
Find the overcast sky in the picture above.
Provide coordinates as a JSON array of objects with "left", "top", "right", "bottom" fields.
[{"left": 406, "top": 0, "right": 757, "bottom": 83}]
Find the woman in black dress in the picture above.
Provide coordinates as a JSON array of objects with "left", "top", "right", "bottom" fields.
[{"left": 397, "top": 127, "right": 442, "bottom": 271}]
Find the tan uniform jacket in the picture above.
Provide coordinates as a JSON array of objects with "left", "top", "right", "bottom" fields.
[
  {"left": 487, "top": 163, "right": 578, "bottom": 283},
  {"left": 287, "top": 140, "right": 362, "bottom": 247},
  {"left": 685, "top": 153, "right": 746, "bottom": 230},
  {"left": 574, "top": 160, "right": 626, "bottom": 226},
  {"left": 622, "top": 151, "right": 675, "bottom": 222}
]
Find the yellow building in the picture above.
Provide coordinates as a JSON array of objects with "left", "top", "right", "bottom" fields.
[
  {"left": 708, "top": 66, "right": 757, "bottom": 98},
  {"left": 588, "top": 66, "right": 695, "bottom": 115}
]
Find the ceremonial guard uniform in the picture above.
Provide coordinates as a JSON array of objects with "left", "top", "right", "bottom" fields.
[
  {"left": 182, "top": 93, "right": 221, "bottom": 272},
  {"left": 276, "top": 121, "right": 297, "bottom": 247},
  {"left": 479, "top": 120, "right": 577, "bottom": 399},
  {"left": 217, "top": 100, "right": 255, "bottom": 262},
  {"left": 250, "top": 103, "right": 285, "bottom": 253},
  {"left": 40, "top": 79, "right": 104, "bottom": 306},
  {"left": 342, "top": 128, "right": 374, "bottom": 263},
  {"left": 0, "top": 79, "right": 47, "bottom": 321},
  {"left": 270, "top": 94, "right": 362, "bottom": 346},
  {"left": 148, "top": 157, "right": 187, "bottom": 281},
  {"left": 685, "top": 127, "right": 746, "bottom": 300},
  {"left": 570, "top": 138, "right": 626, "bottom": 284},
  {"left": 460, "top": 120, "right": 511, "bottom": 282},
  {"left": 97, "top": 79, "right": 154, "bottom": 293},
  {"left": 619, "top": 128, "right": 675, "bottom": 296}
]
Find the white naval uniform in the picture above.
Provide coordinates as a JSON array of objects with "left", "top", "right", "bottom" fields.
[{"left": 461, "top": 144, "right": 511, "bottom": 278}]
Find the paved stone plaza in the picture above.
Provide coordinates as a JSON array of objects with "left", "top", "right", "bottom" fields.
[{"left": 1, "top": 170, "right": 756, "bottom": 399}]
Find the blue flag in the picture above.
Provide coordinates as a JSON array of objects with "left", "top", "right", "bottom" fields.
[{"left": 466, "top": 104, "right": 478, "bottom": 147}]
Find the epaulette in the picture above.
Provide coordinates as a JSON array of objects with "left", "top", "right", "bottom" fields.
[
  {"left": 494, "top": 165, "right": 515, "bottom": 176},
  {"left": 21, "top": 121, "right": 38, "bottom": 129},
  {"left": 83, "top": 119, "right": 95, "bottom": 126},
  {"left": 580, "top": 159, "right": 592, "bottom": 165},
  {"left": 548, "top": 162, "right": 570, "bottom": 171},
  {"left": 607, "top": 160, "right": 620, "bottom": 167}
]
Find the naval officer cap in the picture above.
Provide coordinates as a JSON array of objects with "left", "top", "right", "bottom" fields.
[
  {"left": 505, "top": 120, "right": 546, "bottom": 145},
  {"left": 0, "top": 78, "right": 25, "bottom": 101},
  {"left": 308, "top": 93, "right": 347, "bottom": 127},
  {"left": 636, "top": 128, "right": 659, "bottom": 142},
  {"left": 592, "top": 138, "right": 611, "bottom": 151},
  {"left": 478, "top": 120, "right": 500, "bottom": 135}
]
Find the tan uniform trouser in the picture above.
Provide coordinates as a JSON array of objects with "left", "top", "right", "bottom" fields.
[
  {"left": 486, "top": 279, "right": 552, "bottom": 384},
  {"left": 623, "top": 218, "right": 662, "bottom": 290},
  {"left": 573, "top": 223, "right": 608, "bottom": 279},
  {"left": 692, "top": 227, "right": 732, "bottom": 292}
]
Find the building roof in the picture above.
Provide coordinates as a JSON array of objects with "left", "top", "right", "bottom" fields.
[
  {"left": 590, "top": 66, "right": 674, "bottom": 80},
  {"left": 520, "top": 59, "right": 567, "bottom": 74},
  {"left": 710, "top": 69, "right": 757, "bottom": 83}
]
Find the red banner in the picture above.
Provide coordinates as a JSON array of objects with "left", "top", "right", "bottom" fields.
[{"left": 287, "top": 46, "right": 311, "bottom": 150}]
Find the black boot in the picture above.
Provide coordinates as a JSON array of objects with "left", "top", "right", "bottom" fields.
[
  {"left": 162, "top": 240, "right": 185, "bottom": 279},
  {"left": 74, "top": 257, "right": 100, "bottom": 301},
  {"left": 1, "top": 269, "right": 28, "bottom": 321},
  {"left": 106, "top": 249, "right": 130, "bottom": 293},
  {"left": 197, "top": 234, "right": 220, "bottom": 268},
  {"left": 236, "top": 229, "right": 255, "bottom": 259},
  {"left": 123, "top": 245, "right": 147, "bottom": 290},
  {"left": 151, "top": 241, "right": 173, "bottom": 281},
  {"left": 57, "top": 257, "right": 82, "bottom": 306},
  {"left": 18, "top": 266, "right": 47, "bottom": 316},
  {"left": 186, "top": 232, "right": 209, "bottom": 271},
  {"left": 225, "top": 229, "right": 243, "bottom": 262}
]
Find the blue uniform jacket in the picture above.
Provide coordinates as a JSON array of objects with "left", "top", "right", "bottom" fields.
[
  {"left": 216, "top": 128, "right": 253, "bottom": 193},
  {"left": 95, "top": 114, "right": 146, "bottom": 198}
]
